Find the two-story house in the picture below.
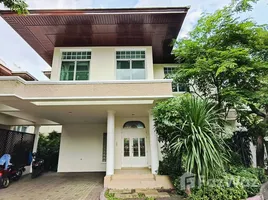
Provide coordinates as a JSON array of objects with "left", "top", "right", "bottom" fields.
[{"left": 0, "top": 7, "right": 189, "bottom": 189}]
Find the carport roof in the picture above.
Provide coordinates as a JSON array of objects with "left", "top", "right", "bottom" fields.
[{"left": 0, "top": 7, "right": 189, "bottom": 65}]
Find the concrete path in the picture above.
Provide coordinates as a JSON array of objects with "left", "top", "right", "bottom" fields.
[{"left": 0, "top": 172, "right": 105, "bottom": 200}]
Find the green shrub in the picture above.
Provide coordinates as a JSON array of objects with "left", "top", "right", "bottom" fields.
[
  {"left": 188, "top": 185, "right": 247, "bottom": 200},
  {"left": 227, "top": 166, "right": 265, "bottom": 197},
  {"left": 158, "top": 152, "right": 185, "bottom": 179},
  {"left": 37, "top": 131, "right": 61, "bottom": 171},
  {"left": 105, "top": 190, "right": 120, "bottom": 200}
]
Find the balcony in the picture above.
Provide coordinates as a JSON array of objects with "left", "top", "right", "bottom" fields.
[{"left": 0, "top": 77, "right": 173, "bottom": 100}]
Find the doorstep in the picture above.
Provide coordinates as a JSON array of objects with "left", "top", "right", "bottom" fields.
[{"left": 104, "top": 174, "right": 174, "bottom": 189}]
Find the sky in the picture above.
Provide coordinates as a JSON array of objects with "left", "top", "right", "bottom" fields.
[{"left": 0, "top": 0, "right": 267, "bottom": 80}]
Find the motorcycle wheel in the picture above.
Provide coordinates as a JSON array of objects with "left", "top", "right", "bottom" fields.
[{"left": 1, "top": 177, "right": 10, "bottom": 188}]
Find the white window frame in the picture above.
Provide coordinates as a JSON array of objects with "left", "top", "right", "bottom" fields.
[
  {"left": 116, "top": 50, "right": 146, "bottom": 80},
  {"left": 164, "top": 66, "right": 186, "bottom": 93},
  {"left": 60, "top": 51, "right": 91, "bottom": 81}
]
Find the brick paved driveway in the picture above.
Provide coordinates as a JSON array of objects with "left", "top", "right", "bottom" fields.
[{"left": 0, "top": 172, "right": 105, "bottom": 200}]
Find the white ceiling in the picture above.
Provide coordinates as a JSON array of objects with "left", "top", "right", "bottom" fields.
[{"left": 0, "top": 98, "right": 154, "bottom": 125}]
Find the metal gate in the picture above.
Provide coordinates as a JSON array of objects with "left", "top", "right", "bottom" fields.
[{"left": 0, "top": 128, "right": 35, "bottom": 166}]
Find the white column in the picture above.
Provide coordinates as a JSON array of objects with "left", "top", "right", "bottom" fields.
[
  {"left": 31, "top": 125, "right": 40, "bottom": 173},
  {"left": 149, "top": 110, "right": 159, "bottom": 174},
  {"left": 106, "top": 110, "right": 115, "bottom": 176},
  {"left": 32, "top": 125, "right": 41, "bottom": 153}
]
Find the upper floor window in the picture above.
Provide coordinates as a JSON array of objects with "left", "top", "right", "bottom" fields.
[
  {"left": 60, "top": 51, "right": 91, "bottom": 81},
  {"left": 116, "top": 51, "right": 146, "bottom": 80},
  {"left": 164, "top": 67, "right": 187, "bottom": 92}
]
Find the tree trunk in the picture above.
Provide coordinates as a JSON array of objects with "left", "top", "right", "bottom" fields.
[{"left": 256, "top": 135, "right": 265, "bottom": 168}]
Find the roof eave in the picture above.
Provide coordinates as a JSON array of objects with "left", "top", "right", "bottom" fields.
[{"left": 0, "top": 7, "right": 190, "bottom": 16}]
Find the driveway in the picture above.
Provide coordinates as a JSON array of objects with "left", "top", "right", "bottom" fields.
[{"left": 0, "top": 172, "right": 105, "bottom": 200}]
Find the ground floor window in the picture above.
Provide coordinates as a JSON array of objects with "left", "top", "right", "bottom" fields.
[{"left": 102, "top": 133, "right": 107, "bottom": 162}]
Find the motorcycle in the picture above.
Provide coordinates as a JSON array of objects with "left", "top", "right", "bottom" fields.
[
  {"left": 31, "top": 153, "right": 45, "bottom": 178},
  {"left": 0, "top": 164, "right": 25, "bottom": 188}
]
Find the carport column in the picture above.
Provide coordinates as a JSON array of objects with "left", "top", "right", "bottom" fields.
[
  {"left": 32, "top": 125, "right": 41, "bottom": 153},
  {"left": 106, "top": 110, "right": 115, "bottom": 175},
  {"left": 149, "top": 110, "right": 159, "bottom": 174},
  {"left": 31, "top": 125, "right": 41, "bottom": 173}
]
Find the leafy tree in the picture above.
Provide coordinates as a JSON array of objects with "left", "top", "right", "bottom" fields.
[
  {"left": 37, "top": 131, "right": 61, "bottom": 171},
  {"left": 154, "top": 95, "right": 228, "bottom": 182},
  {"left": 172, "top": 0, "right": 268, "bottom": 167},
  {"left": 233, "top": 0, "right": 260, "bottom": 12},
  {"left": 0, "top": 0, "right": 28, "bottom": 14}
]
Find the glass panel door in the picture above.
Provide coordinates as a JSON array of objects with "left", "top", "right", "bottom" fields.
[
  {"left": 140, "top": 138, "right": 146, "bottom": 157},
  {"left": 122, "top": 129, "right": 147, "bottom": 168},
  {"left": 124, "top": 138, "right": 130, "bottom": 157},
  {"left": 132, "top": 138, "right": 139, "bottom": 157}
]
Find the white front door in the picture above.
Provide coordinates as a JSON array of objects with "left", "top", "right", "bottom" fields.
[{"left": 122, "top": 129, "right": 148, "bottom": 168}]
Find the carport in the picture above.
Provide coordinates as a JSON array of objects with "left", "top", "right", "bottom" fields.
[{"left": 0, "top": 172, "right": 104, "bottom": 200}]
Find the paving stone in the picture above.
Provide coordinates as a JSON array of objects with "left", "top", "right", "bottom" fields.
[
  {"left": 136, "top": 189, "right": 159, "bottom": 194},
  {"left": 110, "top": 189, "right": 132, "bottom": 194},
  {"left": 0, "top": 172, "right": 105, "bottom": 200},
  {"left": 115, "top": 193, "right": 139, "bottom": 199},
  {"left": 156, "top": 196, "right": 183, "bottom": 200},
  {"left": 157, "top": 192, "right": 170, "bottom": 198}
]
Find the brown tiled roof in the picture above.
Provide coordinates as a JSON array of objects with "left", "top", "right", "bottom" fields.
[{"left": 0, "top": 7, "right": 189, "bottom": 65}]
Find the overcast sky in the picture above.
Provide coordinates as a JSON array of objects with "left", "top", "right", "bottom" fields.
[{"left": 0, "top": 0, "right": 267, "bottom": 80}]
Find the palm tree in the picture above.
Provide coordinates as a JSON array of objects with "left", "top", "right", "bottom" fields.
[{"left": 171, "top": 95, "right": 228, "bottom": 182}]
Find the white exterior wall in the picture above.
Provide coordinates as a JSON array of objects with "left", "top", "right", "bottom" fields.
[
  {"left": 50, "top": 46, "right": 154, "bottom": 81},
  {"left": 57, "top": 124, "right": 106, "bottom": 172},
  {"left": 153, "top": 64, "right": 179, "bottom": 79},
  {"left": 57, "top": 116, "right": 158, "bottom": 172}
]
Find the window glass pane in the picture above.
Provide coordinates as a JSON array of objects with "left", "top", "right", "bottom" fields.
[
  {"left": 117, "top": 61, "right": 130, "bottom": 69},
  {"left": 102, "top": 133, "right": 107, "bottom": 162},
  {"left": 172, "top": 83, "right": 178, "bottom": 92},
  {"left": 77, "top": 61, "right": 89, "bottom": 71},
  {"left": 132, "top": 69, "right": 145, "bottom": 80},
  {"left": 75, "top": 61, "right": 89, "bottom": 80},
  {"left": 133, "top": 138, "right": 139, "bottom": 157},
  {"left": 60, "top": 61, "right": 75, "bottom": 80},
  {"left": 132, "top": 61, "right": 145, "bottom": 69},
  {"left": 21, "top": 126, "right": 27, "bottom": 132},
  {"left": 75, "top": 72, "right": 88, "bottom": 80},
  {"left": 123, "top": 121, "right": 145, "bottom": 129},
  {"left": 140, "top": 138, "right": 146, "bottom": 157},
  {"left": 62, "top": 51, "right": 91, "bottom": 60},
  {"left": 117, "top": 69, "right": 131, "bottom": 80},
  {"left": 124, "top": 138, "right": 130, "bottom": 157},
  {"left": 117, "top": 61, "right": 131, "bottom": 80},
  {"left": 178, "top": 83, "right": 187, "bottom": 92}
]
